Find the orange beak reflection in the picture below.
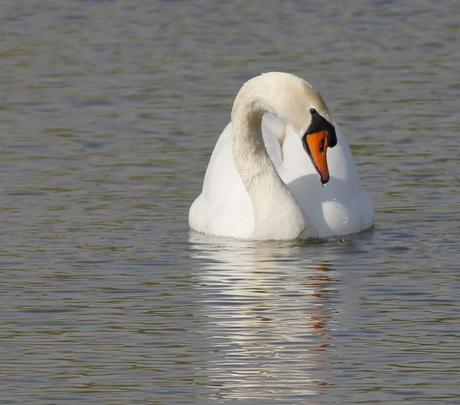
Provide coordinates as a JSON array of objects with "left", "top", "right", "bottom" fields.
[{"left": 305, "top": 130, "right": 330, "bottom": 184}]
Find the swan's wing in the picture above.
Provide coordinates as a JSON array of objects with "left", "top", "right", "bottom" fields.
[
  {"left": 189, "top": 119, "right": 284, "bottom": 239},
  {"left": 189, "top": 123, "right": 253, "bottom": 238},
  {"left": 323, "top": 122, "right": 374, "bottom": 233}
]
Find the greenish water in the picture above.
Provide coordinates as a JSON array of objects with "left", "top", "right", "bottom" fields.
[{"left": 0, "top": 0, "right": 459, "bottom": 404}]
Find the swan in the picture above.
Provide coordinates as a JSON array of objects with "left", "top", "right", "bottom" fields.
[{"left": 189, "top": 72, "right": 374, "bottom": 240}]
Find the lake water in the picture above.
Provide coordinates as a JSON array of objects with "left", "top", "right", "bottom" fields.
[{"left": 1, "top": 0, "right": 459, "bottom": 404}]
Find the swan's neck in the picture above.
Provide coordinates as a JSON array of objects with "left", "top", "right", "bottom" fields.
[{"left": 231, "top": 99, "right": 307, "bottom": 240}]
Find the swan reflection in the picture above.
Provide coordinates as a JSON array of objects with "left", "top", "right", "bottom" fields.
[{"left": 190, "top": 232, "right": 338, "bottom": 400}]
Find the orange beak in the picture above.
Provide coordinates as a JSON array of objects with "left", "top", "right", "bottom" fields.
[{"left": 304, "top": 130, "right": 330, "bottom": 184}]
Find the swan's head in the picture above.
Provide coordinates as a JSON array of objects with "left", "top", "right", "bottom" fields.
[
  {"left": 233, "top": 72, "right": 337, "bottom": 184},
  {"left": 302, "top": 107, "right": 337, "bottom": 184}
]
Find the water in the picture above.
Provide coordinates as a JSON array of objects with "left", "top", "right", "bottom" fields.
[{"left": 1, "top": 0, "right": 459, "bottom": 403}]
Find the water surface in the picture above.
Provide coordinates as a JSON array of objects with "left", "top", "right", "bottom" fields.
[{"left": 1, "top": 0, "right": 459, "bottom": 404}]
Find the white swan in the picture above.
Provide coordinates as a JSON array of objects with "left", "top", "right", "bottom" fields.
[{"left": 189, "top": 72, "right": 374, "bottom": 240}]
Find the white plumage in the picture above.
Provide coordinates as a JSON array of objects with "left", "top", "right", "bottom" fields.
[{"left": 189, "top": 72, "right": 374, "bottom": 240}]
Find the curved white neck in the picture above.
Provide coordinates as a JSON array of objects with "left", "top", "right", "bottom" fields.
[{"left": 231, "top": 97, "right": 307, "bottom": 240}]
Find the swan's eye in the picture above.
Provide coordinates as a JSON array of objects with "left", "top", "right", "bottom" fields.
[{"left": 310, "top": 108, "right": 318, "bottom": 116}]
